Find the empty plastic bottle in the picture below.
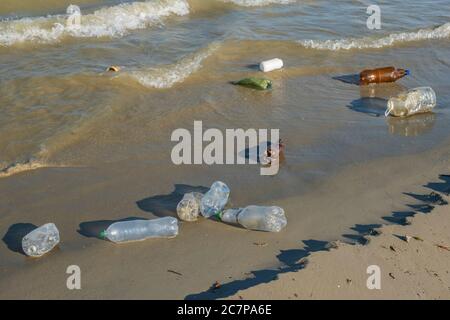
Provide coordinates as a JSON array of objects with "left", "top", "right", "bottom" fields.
[
  {"left": 177, "top": 192, "right": 204, "bottom": 222},
  {"left": 386, "top": 87, "right": 436, "bottom": 117},
  {"left": 22, "top": 223, "right": 60, "bottom": 257},
  {"left": 219, "top": 206, "right": 287, "bottom": 232},
  {"left": 359, "top": 66, "right": 409, "bottom": 85},
  {"left": 100, "top": 217, "right": 178, "bottom": 243},
  {"left": 200, "top": 181, "right": 230, "bottom": 218}
]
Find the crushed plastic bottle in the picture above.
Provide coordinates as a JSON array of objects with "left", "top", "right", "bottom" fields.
[
  {"left": 386, "top": 87, "right": 436, "bottom": 117},
  {"left": 22, "top": 223, "right": 60, "bottom": 257},
  {"left": 177, "top": 192, "right": 204, "bottom": 222},
  {"left": 232, "top": 78, "right": 272, "bottom": 90},
  {"left": 360, "top": 66, "right": 409, "bottom": 85},
  {"left": 200, "top": 181, "right": 230, "bottom": 218},
  {"left": 219, "top": 206, "right": 287, "bottom": 232},
  {"left": 100, "top": 217, "right": 178, "bottom": 243}
]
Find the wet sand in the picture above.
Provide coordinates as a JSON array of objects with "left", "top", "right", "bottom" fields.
[{"left": 1, "top": 136, "right": 450, "bottom": 299}]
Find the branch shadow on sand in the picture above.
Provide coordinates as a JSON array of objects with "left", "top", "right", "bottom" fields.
[
  {"left": 185, "top": 174, "right": 450, "bottom": 300},
  {"left": 2, "top": 223, "right": 38, "bottom": 255},
  {"left": 136, "top": 184, "right": 209, "bottom": 218},
  {"left": 185, "top": 240, "right": 329, "bottom": 300}
]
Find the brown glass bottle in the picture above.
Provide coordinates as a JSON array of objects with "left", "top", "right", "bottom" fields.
[{"left": 359, "top": 67, "right": 409, "bottom": 85}]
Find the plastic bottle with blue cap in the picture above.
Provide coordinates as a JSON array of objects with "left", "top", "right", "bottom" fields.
[{"left": 359, "top": 66, "right": 409, "bottom": 85}]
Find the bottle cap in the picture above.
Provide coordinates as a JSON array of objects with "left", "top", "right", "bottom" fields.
[
  {"left": 405, "top": 69, "right": 410, "bottom": 76},
  {"left": 99, "top": 230, "right": 107, "bottom": 239},
  {"left": 215, "top": 211, "right": 223, "bottom": 221}
]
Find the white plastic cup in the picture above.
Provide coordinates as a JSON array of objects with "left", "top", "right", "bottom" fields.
[{"left": 259, "top": 58, "right": 284, "bottom": 72}]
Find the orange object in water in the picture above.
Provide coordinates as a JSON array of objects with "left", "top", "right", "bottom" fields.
[{"left": 359, "top": 66, "right": 409, "bottom": 85}]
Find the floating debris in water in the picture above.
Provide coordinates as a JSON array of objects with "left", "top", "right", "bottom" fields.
[
  {"left": 106, "top": 66, "right": 121, "bottom": 72},
  {"left": 232, "top": 77, "right": 272, "bottom": 90}
]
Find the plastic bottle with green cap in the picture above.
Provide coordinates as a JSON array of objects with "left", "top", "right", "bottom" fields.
[
  {"left": 200, "top": 181, "right": 230, "bottom": 218},
  {"left": 100, "top": 217, "right": 179, "bottom": 243}
]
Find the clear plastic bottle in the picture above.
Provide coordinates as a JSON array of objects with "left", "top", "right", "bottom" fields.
[
  {"left": 22, "top": 223, "right": 60, "bottom": 257},
  {"left": 100, "top": 217, "right": 178, "bottom": 243},
  {"left": 386, "top": 87, "right": 436, "bottom": 117},
  {"left": 177, "top": 192, "right": 204, "bottom": 222},
  {"left": 200, "top": 181, "right": 230, "bottom": 218},
  {"left": 219, "top": 206, "right": 287, "bottom": 232}
]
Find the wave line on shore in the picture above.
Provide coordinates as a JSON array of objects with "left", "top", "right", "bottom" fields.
[
  {"left": 298, "top": 22, "right": 450, "bottom": 50},
  {"left": 0, "top": 0, "right": 190, "bottom": 46}
]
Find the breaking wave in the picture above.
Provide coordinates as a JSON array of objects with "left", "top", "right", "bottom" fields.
[
  {"left": 127, "top": 42, "right": 219, "bottom": 88},
  {"left": 0, "top": 158, "right": 50, "bottom": 178},
  {"left": 298, "top": 22, "right": 450, "bottom": 50},
  {"left": 0, "top": 0, "right": 189, "bottom": 46},
  {"left": 220, "top": 0, "right": 296, "bottom": 6}
]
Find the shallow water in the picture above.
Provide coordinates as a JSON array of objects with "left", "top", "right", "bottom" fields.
[
  {"left": 0, "top": 0, "right": 449, "bottom": 174},
  {"left": 0, "top": 0, "right": 450, "bottom": 298}
]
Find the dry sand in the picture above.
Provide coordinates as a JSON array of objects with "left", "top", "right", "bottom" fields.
[{"left": 231, "top": 195, "right": 450, "bottom": 300}]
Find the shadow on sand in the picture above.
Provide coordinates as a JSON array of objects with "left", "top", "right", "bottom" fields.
[
  {"left": 185, "top": 174, "right": 450, "bottom": 300},
  {"left": 136, "top": 184, "right": 209, "bottom": 218},
  {"left": 185, "top": 240, "right": 328, "bottom": 300},
  {"left": 2, "top": 223, "right": 38, "bottom": 255}
]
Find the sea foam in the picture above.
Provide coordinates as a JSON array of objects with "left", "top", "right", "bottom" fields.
[
  {"left": 0, "top": 0, "right": 190, "bottom": 46},
  {"left": 298, "top": 22, "right": 450, "bottom": 50},
  {"left": 128, "top": 42, "right": 219, "bottom": 89},
  {"left": 221, "top": 0, "right": 296, "bottom": 6}
]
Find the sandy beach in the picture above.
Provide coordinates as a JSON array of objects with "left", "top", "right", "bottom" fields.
[
  {"left": 1, "top": 0, "right": 450, "bottom": 300},
  {"left": 231, "top": 195, "right": 450, "bottom": 300},
  {"left": 1, "top": 140, "right": 450, "bottom": 299}
]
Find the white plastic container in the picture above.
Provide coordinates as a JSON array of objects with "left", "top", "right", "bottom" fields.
[{"left": 259, "top": 58, "right": 283, "bottom": 72}]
